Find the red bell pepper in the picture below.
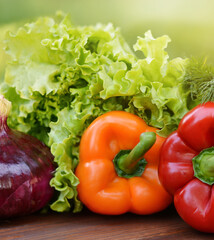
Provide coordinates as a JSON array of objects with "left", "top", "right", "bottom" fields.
[{"left": 159, "top": 101, "right": 214, "bottom": 233}]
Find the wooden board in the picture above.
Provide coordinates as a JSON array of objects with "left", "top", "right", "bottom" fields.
[{"left": 0, "top": 205, "right": 213, "bottom": 240}]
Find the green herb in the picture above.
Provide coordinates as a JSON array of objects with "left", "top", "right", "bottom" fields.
[{"left": 184, "top": 57, "right": 214, "bottom": 103}]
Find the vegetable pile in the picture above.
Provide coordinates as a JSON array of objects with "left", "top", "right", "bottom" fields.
[{"left": 0, "top": 13, "right": 213, "bottom": 216}]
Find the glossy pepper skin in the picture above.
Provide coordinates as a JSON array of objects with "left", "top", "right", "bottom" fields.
[
  {"left": 75, "top": 111, "right": 172, "bottom": 215},
  {"left": 159, "top": 102, "right": 214, "bottom": 233}
]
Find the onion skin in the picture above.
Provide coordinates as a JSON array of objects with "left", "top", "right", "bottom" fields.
[{"left": 0, "top": 110, "right": 55, "bottom": 218}]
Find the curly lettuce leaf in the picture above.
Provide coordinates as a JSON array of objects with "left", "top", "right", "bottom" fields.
[{"left": 1, "top": 14, "right": 190, "bottom": 213}]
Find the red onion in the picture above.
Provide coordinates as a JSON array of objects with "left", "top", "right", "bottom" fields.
[{"left": 0, "top": 95, "right": 55, "bottom": 218}]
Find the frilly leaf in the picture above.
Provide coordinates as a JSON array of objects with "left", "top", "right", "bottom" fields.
[{"left": 1, "top": 14, "right": 191, "bottom": 213}]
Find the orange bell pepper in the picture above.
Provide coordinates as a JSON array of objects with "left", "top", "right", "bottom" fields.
[{"left": 75, "top": 111, "right": 172, "bottom": 215}]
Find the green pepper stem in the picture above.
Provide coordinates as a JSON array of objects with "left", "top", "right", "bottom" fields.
[
  {"left": 193, "top": 147, "right": 214, "bottom": 185},
  {"left": 201, "top": 155, "right": 214, "bottom": 177},
  {"left": 117, "top": 132, "right": 156, "bottom": 175}
]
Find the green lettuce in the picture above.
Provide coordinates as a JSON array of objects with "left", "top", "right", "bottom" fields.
[{"left": 1, "top": 13, "right": 190, "bottom": 212}]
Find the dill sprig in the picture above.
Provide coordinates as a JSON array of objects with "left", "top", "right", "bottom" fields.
[{"left": 184, "top": 57, "right": 214, "bottom": 103}]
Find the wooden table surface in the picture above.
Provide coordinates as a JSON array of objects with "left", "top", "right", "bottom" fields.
[{"left": 0, "top": 205, "right": 213, "bottom": 240}]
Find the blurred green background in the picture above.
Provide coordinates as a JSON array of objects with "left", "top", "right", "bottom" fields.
[{"left": 0, "top": 0, "right": 214, "bottom": 78}]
